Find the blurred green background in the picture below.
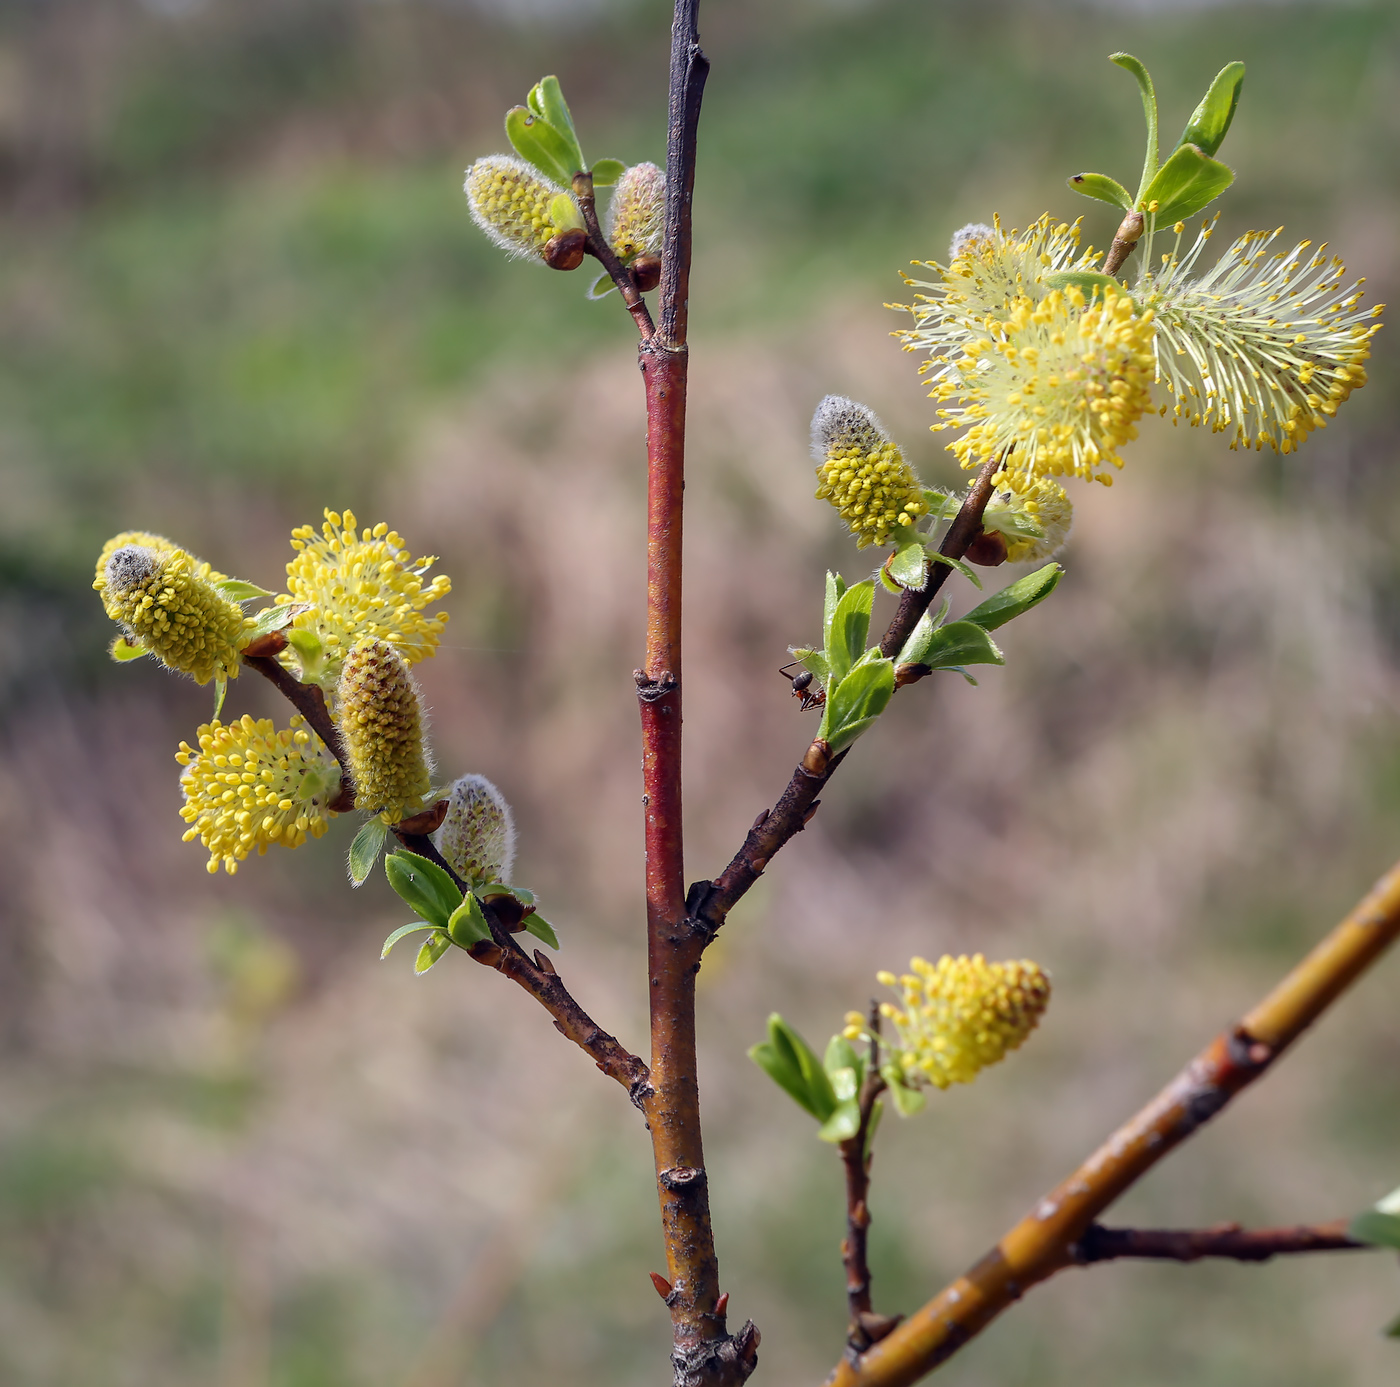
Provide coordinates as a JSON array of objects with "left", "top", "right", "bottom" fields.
[{"left": 0, "top": 0, "right": 1397, "bottom": 1383}]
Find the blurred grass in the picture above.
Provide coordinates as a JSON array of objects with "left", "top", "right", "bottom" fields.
[{"left": 0, "top": 1, "right": 1398, "bottom": 1384}]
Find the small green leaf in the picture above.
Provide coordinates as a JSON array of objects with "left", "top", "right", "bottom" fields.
[
  {"left": 447, "top": 892, "right": 493, "bottom": 948},
  {"left": 245, "top": 605, "right": 296, "bottom": 640},
  {"left": 530, "top": 76, "right": 584, "bottom": 169},
  {"left": 1111, "top": 52, "right": 1160, "bottom": 204},
  {"left": 888, "top": 537, "right": 929, "bottom": 591},
  {"left": 547, "top": 192, "right": 584, "bottom": 233},
  {"left": 585, "top": 270, "right": 617, "bottom": 300},
  {"left": 1067, "top": 172, "right": 1134, "bottom": 211},
  {"left": 963, "top": 564, "right": 1062, "bottom": 631},
  {"left": 922, "top": 488, "right": 960, "bottom": 525},
  {"left": 878, "top": 565, "right": 903, "bottom": 596},
  {"left": 522, "top": 912, "right": 560, "bottom": 950},
  {"left": 1176, "top": 61, "right": 1244, "bottom": 158},
  {"left": 789, "top": 646, "right": 830, "bottom": 686},
  {"left": 822, "top": 571, "right": 848, "bottom": 656},
  {"left": 110, "top": 636, "right": 147, "bottom": 662},
  {"left": 820, "top": 657, "right": 895, "bottom": 752},
  {"left": 824, "top": 1034, "right": 863, "bottom": 1085},
  {"left": 414, "top": 931, "right": 452, "bottom": 974},
  {"left": 591, "top": 158, "right": 626, "bottom": 187},
  {"left": 1140, "top": 144, "right": 1234, "bottom": 225},
  {"left": 895, "top": 598, "right": 951, "bottom": 667},
  {"left": 381, "top": 922, "right": 438, "bottom": 959},
  {"left": 749, "top": 1014, "right": 837, "bottom": 1121},
  {"left": 1385, "top": 1310, "right": 1400, "bottom": 1340},
  {"left": 927, "top": 551, "right": 982, "bottom": 589},
  {"left": 213, "top": 579, "right": 274, "bottom": 602},
  {"left": 384, "top": 851, "right": 463, "bottom": 930},
  {"left": 826, "top": 579, "right": 875, "bottom": 686},
  {"left": 212, "top": 675, "right": 227, "bottom": 719},
  {"left": 880, "top": 1061, "right": 927, "bottom": 1117},
  {"left": 1041, "top": 270, "right": 1123, "bottom": 300},
  {"left": 818, "top": 1099, "right": 862, "bottom": 1144},
  {"left": 1350, "top": 1211, "right": 1400, "bottom": 1252},
  {"left": 505, "top": 106, "right": 580, "bottom": 186},
  {"left": 348, "top": 818, "right": 389, "bottom": 887},
  {"left": 917, "top": 620, "right": 1004, "bottom": 673}
]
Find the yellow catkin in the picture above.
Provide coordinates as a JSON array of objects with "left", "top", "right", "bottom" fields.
[
  {"left": 435, "top": 773, "right": 516, "bottom": 886},
  {"left": 176, "top": 715, "right": 340, "bottom": 875},
  {"left": 277, "top": 508, "right": 451, "bottom": 685},
  {"left": 606, "top": 162, "right": 665, "bottom": 261},
  {"left": 463, "top": 154, "right": 566, "bottom": 260},
  {"left": 984, "top": 472, "right": 1074, "bottom": 563},
  {"left": 338, "top": 639, "right": 432, "bottom": 824},
  {"left": 876, "top": 954, "right": 1050, "bottom": 1089},
  {"left": 810, "top": 394, "right": 926, "bottom": 548},
  {"left": 95, "top": 543, "right": 247, "bottom": 684}
]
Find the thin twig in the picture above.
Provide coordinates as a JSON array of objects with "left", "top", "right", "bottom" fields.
[
  {"left": 840, "top": 1005, "right": 892, "bottom": 1352},
  {"left": 573, "top": 170, "right": 656, "bottom": 339},
  {"left": 244, "top": 653, "right": 356, "bottom": 811},
  {"left": 1074, "top": 1220, "right": 1367, "bottom": 1264},
  {"left": 825, "top": 855, "right": 1400, "bottom": 1386},
  {"left": 695, "top": 456, "right": 1001, "bottom": 935}
]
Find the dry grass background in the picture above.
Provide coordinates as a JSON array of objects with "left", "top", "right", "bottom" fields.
[{"left": 0, "top": 1, "right": 1397, "bottom": 1384}]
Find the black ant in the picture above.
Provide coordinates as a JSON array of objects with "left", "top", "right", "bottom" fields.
[{"left": 778, "top": 661, "right": 826, "bottom": 712}]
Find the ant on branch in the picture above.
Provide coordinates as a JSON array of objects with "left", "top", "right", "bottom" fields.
[{"left": 778, "top": 661, "right": 826, "bottom": 712}]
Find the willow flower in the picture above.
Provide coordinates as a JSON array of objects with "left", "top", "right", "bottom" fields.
[
  {"left": 277, "top": 509, "right": 451, "bottom": 686},
  {"left": 928, "top": 286, "right": 1156, "bottom": 486},
  {"left": 1140, "top": 220, "right": 1382, "bottom": 453},
  {"left": 435, "top": 774, "right": 516, "bottom": 887},
  {"left": 982, "top": 473, "right": 1074, "bottom": 563},
  {"left": 606, "top": 162, "right": 665, "bottom": 262},
  {"left": 853, "top": 954, "right": 1050, "bottom": 1090},
  {"left": 464, "top": 155, "right": 568, "bottom": 262},
  {"left": 177, "top": 715, "right": 340, "bottom": 875},
  {"left": 95, "top": 543, "right": 248, "bottom": 684},
  {"left": 338, "top": 639, "right": 432, "bottom": 824},
  {"left": 811, "top": 395, "right": 926, "bottom": 548}
]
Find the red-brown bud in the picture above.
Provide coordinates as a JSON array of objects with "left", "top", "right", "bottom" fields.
[
  {"left": 543, "top": 227, "right": 588, "bottom": 271},
  {"left": 964, "top": 528, "right": 1009, "bottom": 567},
  {"left": 632, "top": 254, "right": 662, "bottom": 292}
]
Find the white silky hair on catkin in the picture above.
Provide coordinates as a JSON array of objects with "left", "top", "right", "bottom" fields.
[{"left": 809, "top": 394, "right": 889, "bottom": 463}]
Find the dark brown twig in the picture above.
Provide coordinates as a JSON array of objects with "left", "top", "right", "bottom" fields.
[
  {"left": 694, "top": 455, "right": 1001, "bottom": 935},
  {"left": 573, "top": 170, "right": 656, "bottom": 339},
  {"left": 1074, "top": 1220, "right": 1367, "bottom": 1264},
  {"left": 243, "top": 653, "right": 355, "bottom": 811}
]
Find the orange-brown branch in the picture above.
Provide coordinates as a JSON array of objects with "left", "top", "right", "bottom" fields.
[{"left": 826, "top": 857, "right": 1400, "bottom": 1387}]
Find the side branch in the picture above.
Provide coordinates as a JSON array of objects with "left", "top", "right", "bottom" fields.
[
  {"left": 827, "top": 856, "right": 1400, "bottom": 1387},
  {"left": 573, "top": 170, "right": 656, "bottom": 340},
  {"left": 244, "top": 649, "right": 355, "bottom": 811},
  {"left": 1075, "top": 1220, "right": 1366, "bottom": 1265},
  {"left": 697, "top": 457, "right": 1000, "bottom": 932}
]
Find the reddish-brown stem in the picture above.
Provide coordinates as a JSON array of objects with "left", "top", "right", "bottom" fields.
[
  {"left": 840, "top": 1011, "right": 891, "bottom": 1351},
  {"left": 573, "top": 170, "right": 656, "bottom": 339},
  {"left": 1074, "top": 1220, "right": 1367, "bottom": 1264},
  {"left": 825, "top": 856, "right": 1400, "bottom": 1386},
  {"left": 243, "top": 653, "right": 356, "bottom": 810},
  {"left": 696, "top": 458, "right": 1000, "bottom": 934}
]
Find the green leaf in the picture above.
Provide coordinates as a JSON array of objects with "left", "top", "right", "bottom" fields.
[
  {"left": 1350, "top": 1211, "right": 1400, "bottom": 1251},
  {"left": 384, "top": 851, "right": 463, "bottom": 930},
  {"left": 591, "top": 158, "right": 626, "bottom": 187},
  {"left": 1041, "top": 270, "right": 1123, "bottom": 300},
  {"left": 877, "top": 564, "right": 902, "bottom": 596},
  {"left": 547, "top": 192, "right": 583, "bottom": 233},
  {"left": 213, "top": 579, "right": 274, "bottom": 602},
  {"left": 348, "top": 818, "right": 389, "bottom": 887},
  {"left": 414, "top": 931, "right": 452, "bottom": 974},
  {"left": 789, "top": 646, "right": 830, "bottom": 686},
  {"left": 585, "top": 270, "right": 617, "bottom": 300},
  {"left": 749, "top": 1014, "right": 837, "bottom": 1121},
  {"left": 822, "top": 571, "right": 848, "bottom": 655},
  {"left": 1175, "top": 61, "right": 1245, "bottom": 158},
  {"left": 447, "top": 892, "right": 493, "bottom": 948},
  {"left": 825, "top": 579, "right": 875, "bottom": 686},
  {"left": 888, "top": 537, "right": 929, "bottom": 591},
  {"left": 1067, "top": 172, "right": 1134, "bottom": 211},
  {"left": 505, "top": 106, "right": 580, "bottom": 186},
  {"left": 381, "top": 922, "right": 439, "bottom": 959},
  {"left": 818, "top": 1099, "right": 862, "bottom": 1144},
  {"left": 922, "top": 488, "right": 960, "bottom": 525},
  {"left": 927, "top": 551, "right": 982, "bottom": 588},
  {"left": 110, "top": 636, "right": 147, "bottom": 662},
  {"left": 211, "top": 675, "right": 227, "bottom": 720},
  {"left": 1386, "top": 1310, "right": 1400, "bottom": 1340},
  {"left": 530, "top": 76, "right": 584, "bottom": 170},
  {"left": 1140, "top": 143, "right": 1234, "bottom": 225},
  {"left": 820, "top": 657, "right": 895, "bottom": 753},
  {"left": 918, "top": 620, "right": 1004, "bottom": 673},
  {"left": 245, "top": 604, "right": 296, "bottom": 640},
  {"left": 880, "top": 1061, "right": 927, "bottom": 1117},
  {"left": 963, "top": 564, "right": 1062, "bottom": 631},
  {"left": 895, "top": 598, "right": 951, "bottom": 667},
  {"left": 522, "top": 912, "right": 560, "bottom": 950},
  {"left": 824, "top": 1034, "right": 863, "bottom": 1085},
  {"left": 1111, "top": 52, "right": 1159, "bottom": 205}
]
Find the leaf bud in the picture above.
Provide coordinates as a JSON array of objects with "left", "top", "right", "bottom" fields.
[
  {"left": 543, "top": 227, "right": 588, "bottom": 271},
  {"left": 632, "top": 254, "right": 662, "bottom": 292}
]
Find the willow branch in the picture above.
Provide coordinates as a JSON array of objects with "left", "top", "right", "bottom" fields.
[
  {"left": 1074, "top": 1220, "right": 1367, "bottom": 1264},
  {"left": 573, "top": 170, "right": 656, "bottom": 339},
  {"left": 694, "top": 455, "right": 1001, "bottom": 936},
  {"left": 825, "top": 855, "right": 1400, "bottom": 1387}
]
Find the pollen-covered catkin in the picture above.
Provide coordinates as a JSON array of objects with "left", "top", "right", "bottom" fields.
[
  {"left": 95, "top": 544, "right": 248, "bottom": 684},
  {"left": 338, "top": 639, "right": 432, "bottom": 823},
  {"left": 435, "top": 774, "right": 516, "bottom": 887},
  {"left": 464, "top": 155, "right": 567, "bottom": 261},
  {"left": 606, "top": 162, "right": 665, "bottom": 261},
  {"left": 811, "top": 395, "right": 926, "bottom": 548}
]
